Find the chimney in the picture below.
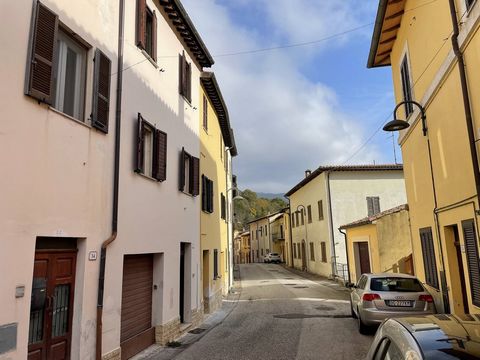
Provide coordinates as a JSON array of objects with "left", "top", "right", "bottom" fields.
[{"left": 305, "top": 169, "right": 312, "bottom": 178}]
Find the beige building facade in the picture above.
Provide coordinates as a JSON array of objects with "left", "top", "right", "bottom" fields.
[{"left": 0, "top": 0, "right": 237, "bottom": 359}]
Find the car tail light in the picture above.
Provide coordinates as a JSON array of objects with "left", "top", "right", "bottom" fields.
[
  {"left": 419, "top": 294, "right": 434, "bottom": 303},
  {"left": 362, "top": 293, "right": 381, "bottom": 301}
]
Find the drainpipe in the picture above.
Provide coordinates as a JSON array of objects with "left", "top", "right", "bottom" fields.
[
  {"left": 96, "top": 0, "right": 124, "bottom": 358},
  {"left": 326, "top": 171, "right": 337, "bottom": 279},
  {"left": 338, "top": 229, "right": 351, "bottom": 284},
  {"left": 448, "top": 0, "right": 480, "bottom": 210},
  {"left": 287, "top": 197, "right": 294, "bottom": 267}
]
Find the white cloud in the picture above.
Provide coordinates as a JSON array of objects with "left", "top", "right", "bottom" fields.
[{"left": 183, "top": 0, "right": 387, "bottom": 193}]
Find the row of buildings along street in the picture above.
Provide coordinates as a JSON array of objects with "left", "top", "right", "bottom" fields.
[{"left": 0, "top": 0, "right": 237, "bottom": 359}]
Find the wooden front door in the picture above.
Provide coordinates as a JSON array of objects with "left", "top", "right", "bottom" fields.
[
  {"left": 301, "top": 241, "right": 307, "bottom": 271},
  {"left": 357, "top": 242, "right": 371, "bottom": 275},
  {"left": 28, "top": 251, "right": 77, "bottom": 360}
]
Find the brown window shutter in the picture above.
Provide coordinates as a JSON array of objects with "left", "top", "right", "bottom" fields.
[
  {"left": 186, "top": 62, "right": 192, "bottom": 102},
  {"left": 191, "top": 156, "right": 200, "bottom": 196},
  {"left": 201, "top": 175, "right": 207, "bottom": 211},
  {"left": 135, "top": 114, "right": 144, "bottom": 173},
  {"left": 136, "top": 0, "right": 146, "bottom": 48},
  {"left": 91, "top": 49, "right": 111, "bottom": 133},
  {"left": 419, "top": 227, "right": 439, "bottom": 289},
  {"left": 152, "top": 130, "right": 167, "bottom": 181},
  {"left": 179, "top": 148, "right": 185, "bottom": 191},
  {"left": 178, "top": 54, "right": 184, "bottom": 95},
  {"left": 462, "top": 219, "right": 480, "bottom": 307},
  {"left": 151, "top": 10, "right": 157, "bottom": 61},
  {"left": 27, "top": 2, "right": 58, "bottom": 104},
  {"left": 207, "top": 179, "right": 214, "bottom": 213}
]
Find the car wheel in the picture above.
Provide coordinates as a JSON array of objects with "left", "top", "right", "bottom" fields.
[{"left": 357, "top": 308, "right": 368, "bottom": 335}]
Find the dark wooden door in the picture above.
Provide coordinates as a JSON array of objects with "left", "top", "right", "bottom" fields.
[
  {"left": 358, "top": 242, "right": 371, "bottom": 275},
  {"left": 28, "top": 251, "right": 77, "bottom": 360},
  {"left": 120, "top": 254, "right": 154, "bottom": 359},
  {"left": 180, "top": 244, "right": 185, "bottom": 323},
  {"left": 301, "top": 242, "right": 307, "bottom": 270}
]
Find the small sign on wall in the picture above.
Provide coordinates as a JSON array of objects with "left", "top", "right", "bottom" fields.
[
  {"left": 88, "top": 251, "right": 98, "bottom": 261},
  {"left": 460, "top": 245, "right": 466, "bottom": 254}
]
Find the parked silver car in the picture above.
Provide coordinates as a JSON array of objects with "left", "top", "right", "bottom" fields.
[{"left": 348, "top": 273, "right": 436, "bottom": 334}]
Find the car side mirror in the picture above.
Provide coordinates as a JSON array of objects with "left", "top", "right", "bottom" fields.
[{"left": 346, "top": 282, "right": 356, "bottom": 289}]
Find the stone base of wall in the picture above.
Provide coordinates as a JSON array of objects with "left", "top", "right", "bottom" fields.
[
  {"left": 155, "top": 317, "right": 181, "bottom": 346},
  {"left": 191, "top": 307, "right": 204, "bottom": 328},
  {"left": 102, "top": 347, "right": 121, "bottom": 360},
  {"left": 204, "top": 288, "right": 223, "bottom": 314}
]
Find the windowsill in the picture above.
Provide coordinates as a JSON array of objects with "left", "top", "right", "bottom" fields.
[
  {"left": 202, "top": 210, "right": 214, "bottom": 214},
  {"left": 136, "top": 171, "right": 159, "bottom": 183},
  {"left": 139, "top": 48, "right": 158, "bottom": 68},
  {"left": 182, "top": 95, "right": 193, "bottom": 107},
  {"left": 49, "top": 106, "right": 91, "bottom": 129}
]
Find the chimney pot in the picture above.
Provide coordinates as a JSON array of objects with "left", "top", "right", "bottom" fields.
[{"left": 305, "top": 169, "right": 312, "bottom": 178}]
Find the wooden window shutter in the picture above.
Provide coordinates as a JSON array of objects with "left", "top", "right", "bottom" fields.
[
  {"left": 373, "top": 197, "right": 381, "bottom": 215},
  {"left": 209, "top": 179, "right": 214, "bottom": 213},
  {"left": 178, "top": 54, "right": 185, "bottom": 96},
  {"left": 367, "top": 197, "right": 374, "bottom": 216},
  {"left": 135, "top": 114, "right": 144, "bottom": 173},
  {"left": 152, "top": 130, "right": 167, "bottom": 181},
  {"left": 191, "top": 156, "right": 200, "bottom": 196},
  {"left": 201, "top": 175, "right": 207, "bottom": 211},
  {"left": 318, "top": 200, "right": 324, "bottom": 220},
  {"left": 221, "top": 194, "right": 226, "bottom": 220},
  {"left": 462, "top": 219, "right": 480, "bottom": 306},
  {"left": 27, "top": 2, "right": 59, "bottom": 104},
  {"left": 419, "top": 227, "right": 439, "bottom": 289},
  {"left": 179, "top": 148, "right": 185, "bottom": 191},
  {"left": 321, "top": 242, "right": 327, "bottom": 262},
  {"left": 186, "top": 62, "right": 192, "bottom": 102},
  {"left": 92, "top": 49, "right": 111, "bottom": 133},
  {"left": 136, "top": 0, "right": 146, "bottom": 48},
  {"left": 151, "top": 10, "right": 157, "bottom": 61}
]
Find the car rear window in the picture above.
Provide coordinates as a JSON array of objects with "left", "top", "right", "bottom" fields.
[
  {"left": 270, "top": 253, "right": 279, "bottom": 256},
  {"left": 370, "top": 277, "right": 424, "bottom": 292}
]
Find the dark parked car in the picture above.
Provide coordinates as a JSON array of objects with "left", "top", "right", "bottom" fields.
[{"left": 366, "top": 314, "right": 480, "bottom": 359}]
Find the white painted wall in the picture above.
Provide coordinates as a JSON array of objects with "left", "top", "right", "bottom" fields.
[{"left": 329, "top": 170, "right": 407, "bottom": 267}]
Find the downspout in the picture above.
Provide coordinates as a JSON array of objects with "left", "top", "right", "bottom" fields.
[
  {"left": 287, "top": 197, "right": 294, "bottom": 267},
  {"left": 96, "top": 0, "right": 124, "bottom": 358},
  {"left": 338, "top": 229, "right": 351, "bottom": 284},
  {"left": 448, "top": 0, "right": 480, "bottom": 210},
  {"left": 326, "top": 171, "right": 337, "bottom": 278}
]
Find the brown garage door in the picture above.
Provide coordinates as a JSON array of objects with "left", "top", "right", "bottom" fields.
[{"left": 121, "top": 254, "right": 155, "bottom": 359}]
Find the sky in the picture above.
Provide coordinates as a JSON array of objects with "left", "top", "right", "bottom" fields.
[{"left": 182, "top": 0, "right": 400, "bottom": 193}]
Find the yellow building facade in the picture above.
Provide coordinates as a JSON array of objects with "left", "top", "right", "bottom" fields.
[
  {"left": 340, "top": 205, "right": 413, "bottom": 283},
  {"left": 199, "top": 72, "right": 237, "bottom": 314},
  {"left": 369, "top": 0, "right": 480, "bottom": 314}
]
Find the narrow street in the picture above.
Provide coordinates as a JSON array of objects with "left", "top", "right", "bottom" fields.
[{"left": 166, "top": 264, "right": 372, "bottom": 360}]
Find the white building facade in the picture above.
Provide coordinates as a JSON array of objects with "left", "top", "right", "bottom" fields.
[{"left": 286, "top": 165, "right": 407, "bottom": 280}]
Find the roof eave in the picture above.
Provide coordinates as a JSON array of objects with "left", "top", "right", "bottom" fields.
[{"left": 367, "top": 0, "right": 389, "bottom": 69}]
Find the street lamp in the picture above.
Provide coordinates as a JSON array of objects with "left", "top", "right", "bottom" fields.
[
  {"left": 383, "top": 99, "right": 450, "bottom": 313},
  {"left": 296, "top": 204, "right": 309, "bottom": 272}
]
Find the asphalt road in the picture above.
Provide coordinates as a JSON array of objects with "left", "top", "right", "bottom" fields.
[{"left": 174, "top": 263, "right": 373, "bottom": 360}]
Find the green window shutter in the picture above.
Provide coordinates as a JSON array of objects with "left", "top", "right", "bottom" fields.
[{"left": 462, "top": 220, "right": 480, "bottom": 307}]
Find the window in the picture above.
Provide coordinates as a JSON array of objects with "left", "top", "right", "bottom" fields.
[
  {"left": 318, "top": 200, "right": 324, "bottom": 220},
  {"left": 466, "top": 0, "right": 476, "bottom": 10},
  {"left": 357, "top": 275, "right": 368, "bottom": 290},
  {"left": 26, "top": 3, "right": 112, "bottom": 131},
  {"left": 307, "top": 205, "right": 312, "bottom": 223},
  {"left": 221, "top": 193, "right": 226, "bottom": 220},
  {"left": 400, "top": 56, "right": 413, "bottom": 117},
  {"left": 179, "top": 52, "right": 192, "bottom": 102},
  {"left": 293, "top": 244, "right": 297, "bottom": 258},
  {"left": 213, "top": 249, "right": 218, "bottom": 279},
  {"left": 291, "top": 213, "right": 295, "bottom": 228},
  {"left": 419, "top": 227, "right": 439, "bottom": 289},
  {"left": 54, "top": 29, "right": 87, "bottom": 121},
  {"left": 367, "top": 197, "right": 381, "bottom": 216},
  {"left": 265, "top": 225, "right": 268, "bottom": 236},
  {"left": 295, "top": 212, "right": 299, "bottom": 226},
  {"left": 370, "top": 277, "right": 424, "bottom": 292},
  {"left": 309, "top": 242, "right": 315, "bottom": 261},
  {"left": 321, "top": 242, "right": 327, "bottom": 263},
  {"left": 179, "top": 148, "right": 199, "bottom": 196},
  {"left": 201, "top": 175, "right": 214, "bottom": 213},
  {"left": 462, "top": 219, "right": 480, "bottom": 306},
  {"left": 301, "top": 209, "right": 305, "bottom": 225},
  {"left": 261, "top": 249, "right": 264, "bottom": 256},
  {"left": 220, "top": 137, "right": 224, "bottom": 161},
  {"left": 136, "top": 0, "right": 157, "bottom": 61},
  {"left": 203, "top": 95, "right": 208, "bottom": 130},
  {"left": 135, "top": 114, "right": 167, "bottom": 181}
]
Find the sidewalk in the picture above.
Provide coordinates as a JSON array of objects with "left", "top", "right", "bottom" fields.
[{"left": 133, "top": 266, "right": 242, "bottom": 360}]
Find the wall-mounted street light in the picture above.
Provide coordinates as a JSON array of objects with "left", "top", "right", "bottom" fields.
[
  {"left": 382, "top": 99, "right": 450, "bottom": 313},
  {"left": 383, "top": 100, "right": 427, "bottom": 136}
]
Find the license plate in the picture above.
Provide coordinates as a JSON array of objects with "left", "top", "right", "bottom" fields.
[{"left": 387, "top": 300, "right": 412, "bottom": 307}]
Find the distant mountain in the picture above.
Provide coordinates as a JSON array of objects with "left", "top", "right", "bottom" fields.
[{"left": 256, "top": 192, "right": 286, "bottom": 200}]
